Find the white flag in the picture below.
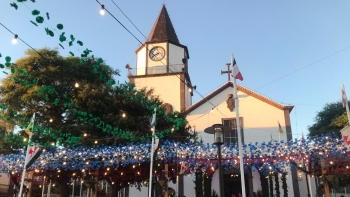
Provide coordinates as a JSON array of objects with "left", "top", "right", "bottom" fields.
[{"left": 179, "top": 162, "right": 187, "bottom": 175}]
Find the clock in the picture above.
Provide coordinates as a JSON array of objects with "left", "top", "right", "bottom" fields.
[{"left": 149, "top": 46, "right": 165, "bottom": 61}]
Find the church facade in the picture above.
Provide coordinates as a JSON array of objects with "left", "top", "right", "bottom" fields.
[{"left": 128, "top": 4, "right": 302, "bottom": 197}]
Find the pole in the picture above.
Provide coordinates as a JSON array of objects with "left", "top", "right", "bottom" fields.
[
  {"left": 232, "top": 54, "right": 246, "bottom": 197},
  {"left": 79, "top": 180, "right": 82, "bottom": 197},
  {"left": 106, "top": 181, "right": 108, "bottom": 195},
  {"left": 305, "top": 169, "right": 310, "bottom": 197},
  {"left": 41, "top": 176, "right": 46, "bottom": 197},
  {"left": 18, "top": 134, "right": 32, "bottom": 197},
  {"left": 306, "top": 166, "right": 312, "bottom": 197},
  {"left": 47, "top": 180, "right": 52, "bottom": 197},
  {"left": 72, "top": 179, "right": 75, "bottom": 197},
  {"left": 217, "top": 145, "right": 225, "bottom": 197},
  {"left": 148, "top": 108, "right": 156, "bottom": 197}
]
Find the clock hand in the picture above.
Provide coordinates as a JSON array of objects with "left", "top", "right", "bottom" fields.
[{"left": 151, "top": 52, "right": 160, "bottom": 58}]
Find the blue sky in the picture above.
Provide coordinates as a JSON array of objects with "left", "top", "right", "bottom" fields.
[{"left": 1, "top": 0, "right": 350, "bottom": 139}]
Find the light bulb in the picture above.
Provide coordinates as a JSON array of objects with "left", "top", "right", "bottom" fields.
[
  {"left": 75, "top": 82, "right": 79, "bottom": 88},
  {"left": 188, "top": 87, "right": 192, "bottom": 92},
  {"left": 95, "top": 140, "right": 98, "bottom": 144},
  {"left": 12, "top": 35, "right": 18, "bottom": 44},
  {"left": 49, "top": 118, "right": 53, "bottom": 122},
  {"left": 122, "top": 113, "right": 126, "bottom": 118},
  {"left": 100, "top": 5, "right": 105, "bottom": 15}
]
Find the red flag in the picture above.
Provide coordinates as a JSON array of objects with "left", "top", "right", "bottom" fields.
[
  {"left": 342, "top": 84, "right": 347, "bottom": 108},
  {"left": 179, "top": 162, "right": 188, "bottom": 175},
  {"left": 232, "top": 57, "right": 243, "bottom": 81}
]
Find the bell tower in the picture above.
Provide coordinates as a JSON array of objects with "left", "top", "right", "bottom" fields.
[{"left": 128, "top": 5, "right": 193, "bottom": 112}]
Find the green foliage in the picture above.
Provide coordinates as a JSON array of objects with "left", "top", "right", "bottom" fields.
[
  {"left": 194, "top": 170, "right": 203, "bottom": 197},
  {"left": 281, "top": 173, "right": 288, "bottom": 197},
  {"left": 274, "top": 172, "right": 280, "bottom": 197},
  {"left": 0, "top": 48, "right": 194, "bottom": 151},
  {"left": 203, "top": 173, "right": 211, "bottom": 197},
  {"left": 211, "top": 190, "right": 219, "bottom": 197},
  {"left": 260, "top": 174, "right": 269, "bottom": 197},
  {"left": 308, "top": 101, "right": 348, "bottom": 136},
  {"left": 269, "top": 174, "right": 273, "bottom": 197}
]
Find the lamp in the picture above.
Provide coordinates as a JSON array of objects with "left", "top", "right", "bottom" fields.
[
  {"left": 188, "top": 85, "right": 196, "bottom": 93},
  {"left": 100, "top": 5, "right": 105, "bottom": 16},
  {"left": 12, "top": 34, "right": 18, "bottom": 44},
  {"left": 204, "top": 124, "right": 231, "bottom": 197}
]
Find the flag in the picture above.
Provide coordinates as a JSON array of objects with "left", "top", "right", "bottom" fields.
[
  {"left": 149, "top": 108, "right": 156, "bottom": 127},
  {"left": 24, "top": 113, "right": 42, "bottom": 168},
  {"left": 301, "top": 131, "right": 305, "bottom": 141},
  {"left": 25, "top": 113, "right": 35, "bottom": 135},
  {"left": 152, "top": 135, "right": 159, "bottom": 153},
  {"left": 342, "top": 83, "right": 348, "bottom": 108},
  {"left": 179, "top": 162, "right": 188, "bottom": 175},
  {"left": 231, "top": 55, "right": 243, "bottom": 81},
  {"left": 278, "top": 121, "right": 284, "bottom": 134},
  {"left": 25, "top": 145, "right": 42, "bottom": 168}
]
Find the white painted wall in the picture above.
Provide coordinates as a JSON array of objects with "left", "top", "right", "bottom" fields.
[
  {"left": 136, "top": 46, "right": 147, "bottom": 75},
  {"left": 168, "top": 43, "right": 185, "bottom": 73},
  {"left": 187, "top": 85, "right": 295, "bottom": 197},
  {"left": 184, "top": 79, "right": 192, "bottom": 109},
  {"left": 134, "top": 75, "right": 181, "bottom": 112}
]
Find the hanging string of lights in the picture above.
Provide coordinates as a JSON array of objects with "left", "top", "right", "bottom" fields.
[{"left": 96, "top": 1, "right": 227, "bottom": 116}]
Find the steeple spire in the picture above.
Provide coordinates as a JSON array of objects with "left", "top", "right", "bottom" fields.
[{"left": 147, "top": 5, "right": 180, "bottom": 44}]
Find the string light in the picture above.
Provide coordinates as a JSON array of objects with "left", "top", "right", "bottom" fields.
[
  {"left": 12, "top": 34, "right": 18, "bottom": 44},
  {"left": 49, "top": 118, "right": 53, "bottom": 122},
  {"left": 75, "top": 82, "right": 79, "bottom": 88},
  {"left": 122, "top": 112, "right": 126, "bottom": 118},
  {"left": 100, "top": 5, "right": 105, "bottom": 16}
]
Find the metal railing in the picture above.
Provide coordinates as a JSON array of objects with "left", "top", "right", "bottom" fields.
[{"left": 130, "top": 64, "right": 185, "bottom": 76}]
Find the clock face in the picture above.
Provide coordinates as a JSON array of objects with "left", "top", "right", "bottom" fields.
[{"left": 149, "top": 46, "right": 165, "bottom": 61}]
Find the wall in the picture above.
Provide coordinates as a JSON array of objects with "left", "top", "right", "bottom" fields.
[
  {"left": 186, "top": 85, "right": 295, "bottom": 197},
  {"left": 136, "top": 46, "right": 146, "bottom": 75},
  {"left": 134, "top": 75, "right": 181, "bottom": 111}
]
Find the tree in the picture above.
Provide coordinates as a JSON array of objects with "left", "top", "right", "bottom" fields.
[
  {"left": 308, "top": 101, "right": 348, "bottom": 137},
  {"left": 0, "top": 48, "right": 194, "bottom": 197}
]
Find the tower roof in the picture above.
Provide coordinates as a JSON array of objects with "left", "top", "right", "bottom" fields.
[{"left": 147, "top": 5, "right": 180, "bottom": 44}]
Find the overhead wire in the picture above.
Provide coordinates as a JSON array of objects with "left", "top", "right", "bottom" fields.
[
  {"left": 0, "top": 22, "right": 47, "bottom": 60},
  {"left": 102, "top": 1, "right": 227, "bottom": 116},
  {"left": 20, "top": 2, "right": 82, "bottom": 54},
  {"left": 255, "top": 45, "right": 350, "bottom": 90}
]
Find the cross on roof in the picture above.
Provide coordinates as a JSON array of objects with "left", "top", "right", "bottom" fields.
[{"left": 221, "top": 63, "right": 232, "bottom": 81}]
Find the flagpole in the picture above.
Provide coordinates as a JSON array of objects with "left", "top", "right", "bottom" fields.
[
  {"left": 79, "top": 180, "right": 82, "bottom": 197},
  {"left": 18, "top": 133, "right": 32, "bottom": 197},
  {"left": 47, "top": 180, "right": 52, "bottom": 197},
  {"left": 148, "top": 108, "right": 156, "bottom": 197},
  {"left": 232, "top": 54, "right": 246, "bottom": 197},
  {"left": 41, "top": 176, "right": 46, "bottom": 197},
  {"left": 72, "top": 179, "right": 75, "bottom": 197}
]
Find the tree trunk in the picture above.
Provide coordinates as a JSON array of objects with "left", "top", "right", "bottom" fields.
[
  {"left": 110, "top": 182, "right": 121, "bottom": 197},
  {"left": 94, "top": 169, "right": 99, "bottom": 197},
  {"left": 57, "top": 171, "right": 70, "bottom": 197}
]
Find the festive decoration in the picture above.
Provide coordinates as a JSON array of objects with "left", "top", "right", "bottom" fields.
[
  {"left": 10, "top": 3, "right": 18, "bottom": 10},
  {"left": 56, "top": 24, "right": 63, "bottom": 30}
]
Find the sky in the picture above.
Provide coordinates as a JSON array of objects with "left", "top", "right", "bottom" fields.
[{"left": 1, "top": 0, "right": 350, "bottom": 196}]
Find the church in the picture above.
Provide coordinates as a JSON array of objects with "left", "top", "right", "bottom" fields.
[{"left": 128, "top": 4, "right": 306, "bottom": 197}]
